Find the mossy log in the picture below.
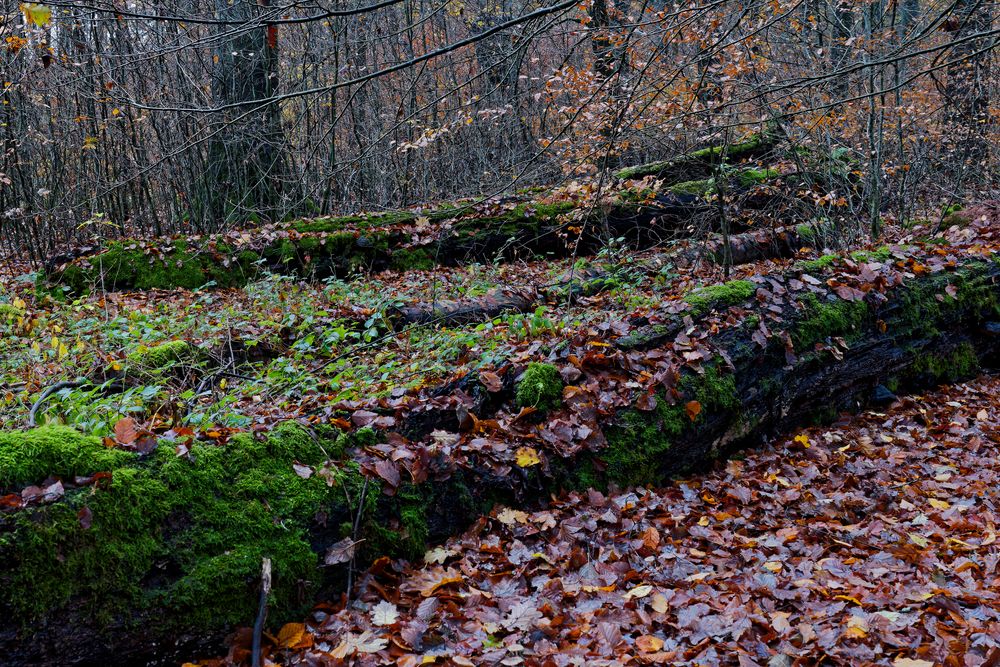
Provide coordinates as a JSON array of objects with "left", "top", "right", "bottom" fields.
[
  {"left": 614, "top": 128, "right": 780, "bottom": 182},
  {"left": 45, "top": 170, "right": 785, "bottom": 294},
  {"left": 674, "top": 224, "right": 814, "bottom": 268},
  {"left": 598, "top": 259, "right": 1000, "bottom": 485},
  {"left": 0, "top": 423, "right": 486, "bottom": 665},
  {"left": 389, "top": 224, "right": 809, "bottom": 329},
  {"left": 6, "top": 256, "right": 997, "bottom": 665}
]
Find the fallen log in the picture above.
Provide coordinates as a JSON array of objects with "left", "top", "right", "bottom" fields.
[
  {"left": 615, "top": 127, "right": 780, "bottom": 182},
  {"left": 44, "top": 168, "right": 784, "bottom": 293},
  {"left": 673, "top": 224, "right": 814, "bottom": 268},
  {"left": 4, "top": 250, "right": 997, "bottom": 665}
]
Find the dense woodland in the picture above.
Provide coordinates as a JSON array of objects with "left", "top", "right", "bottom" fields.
[{"left": 1, "top": 0, "right": 1000, "bottom": 665}]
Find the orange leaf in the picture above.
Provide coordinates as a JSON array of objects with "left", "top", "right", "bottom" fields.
[
  {"left": 685, "top": 400, "right": 702, "bottom": 421},
  {"left": 276, "top": 622, "right": 307, "bottom": 649},
  {"left": 636, "top": 635, "right": 664, "bottom": 653}
]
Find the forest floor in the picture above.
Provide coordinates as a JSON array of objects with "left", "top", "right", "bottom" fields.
[
  {"left": 2, "top": 203, "right": 1000, "bottom": 666},
  {"left": 207, "top": 372, "right": 1000, "bottom": 667}
]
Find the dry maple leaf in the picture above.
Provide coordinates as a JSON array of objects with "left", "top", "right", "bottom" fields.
[
  {"left": 502, "top": 599, "right": 542, "bottom": 631},
  {"left": 370, "top": 599, "right": 399, "bottom": 626}
]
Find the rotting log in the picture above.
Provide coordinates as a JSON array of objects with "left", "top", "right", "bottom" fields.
[
  {"left": 390, "top": 225, "right": 821, "bottom": 328},
  {"left": 4, "top": 254, "right": 998, "bottom": 665},
  {"left": 44, "top": 168, "right": 785, "bottom": 294},
  {"left": 614, "top": 127, "right": 781, "bottom": 182},
  {"left": 673, "top": 224, "right": 814, "bottom": 268}
]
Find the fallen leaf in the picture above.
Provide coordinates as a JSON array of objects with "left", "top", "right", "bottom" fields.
[
  {"left": 114, "top": 417, "right": 138, "bottom": 445},
  {"left": 480, "top": 370, "right": 503, "bottom": 392},
  {"left": 685, "top": 400, "right": 702, "bottom": 421},
  {"left": 515, "top": 446, "right": 540, "bottom": 467},
  {"left": 324, "top": 536, "right": 360, "bottom": 565},
  {"left": 635, "top": 635, "right": 664, "bottom": 653},
  {"left": 371, "top": 600, "right": 399, "bottom": 626},
  {"left": 276, "top": 623, "right": 307, "bottom": 649},
  {"left": 624, "top": 584, "right": 653, "bottom": 599}
]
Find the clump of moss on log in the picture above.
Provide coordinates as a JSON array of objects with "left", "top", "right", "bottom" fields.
[
  {"left": 0, "top": 425, "right": 132, "bottom": 488},
  {"left": 516, "top": 362, "right": 564, "bottom": 412},
  {"left": 615, "top": 128, "right": 779, "bottom": 182},
  {"left": 126, "top": 339, "right": 197, "bottom": 376},
  {"left": 57, "top": 240, "right": 261, "bottom": 293},
  {"left": 685, "top": 279, "right": 756, "bottom": 316},
  {"left": 792, "top": 292, "right": 869, "bottom": 348},
  {"left": 601, "top": 366, "right": 739, "bottom": 487}
]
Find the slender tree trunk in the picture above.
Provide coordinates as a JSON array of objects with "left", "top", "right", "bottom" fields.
[
  {"left": 944, "top": 0, "right": 993, "bottom": 196},
  {"left": 206, "top": 0, "right": 285, "bottom": 227}
]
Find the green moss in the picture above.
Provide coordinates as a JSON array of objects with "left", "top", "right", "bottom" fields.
[
  {"left": 792, "top": 292, "right": 869, "bottom": 348},
  {"left": 909, "top": 342, "right": 979, "bottom": 383},
  {"left": 601, "top": 366, "right": 738, "bottom": 486},
  {"left": 850, "top": 246, "right": 893, "bottom": 263},
  {"left": 0, "top": 422, "right": 361, "bottom": 634},
  {"left": 390, "top": 248, "right": 435, "bottom": 271},
  {"left": 0, "top": 419, "right": 447, "bottom": 640},
  {"left": 735, "top": 167, "right": 779, "bottom": 186},
  {"left": 365, "top": 483, "right": 433, "bottom": 560},
  {"left": 4, "top": 466, "right": 170, "bottom": 625},
  {"left": 895, "top": 264, "right": 999, "bottom": 338},
  {"left": 798, "top": 254, "right": 838, "bottom": 273},
  {"left": 615, "top": 129, "right": 777, "bottom": 181},
  {"left": 685, "top": 279, "right": 756, "bottom": 316},
  {"left": 0, "top": 425, "right": 134, "bottom": 489},
  {"left": 668, "top": 178, "right": 716, "bottom": 197},
  {"left": 0, "top": 303, "right": 24, "bottom": 319},
  {"left": 515, "top": 362, "right": 564, "bottom": 411},
  {"left": 334, "top": 425, "right": 377, "bottom": 453},
  {"left": 126, "top": 339, "right": 195, "bottom": 374},
  {"left": 795, "top": 223, "right": 817, "bottom": 240},
  {"left": 51, "top": 239, "right": 261, "bottom": 292}
]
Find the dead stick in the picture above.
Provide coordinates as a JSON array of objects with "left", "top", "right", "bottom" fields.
[
  {"left": 27, "top": 379, "right": 88, "bottom": 428},
  {"left": 252, "top": 557, "right": 272, "bottom": 667}
]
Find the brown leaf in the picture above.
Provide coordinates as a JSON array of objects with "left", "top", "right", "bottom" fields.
[
  {"left": 78, "top": 506, "right": 93, "bottom": 529},
  {"left": 351, "top": 410, "right": 379, "bottom": 428},
  {"left": 114, "top": 417, "right": 138, "bottom": 445},
  {"left": 685, "top": 400, "right": 702, "bottom": 421},
  {"left": 276, "top": 623, "right": 309, "bottom": 649},
  {"left": 636, "top": 635, "right": 664, "bottom": 653},
  {"left": 374, "top": 459, "right": 401, "bottom": 488},
  {"left": 324, "top": 536, "right": 359, "bottom": 565},
  {"left": 480, "top": 370, "right": 503, "bottom": 392}
]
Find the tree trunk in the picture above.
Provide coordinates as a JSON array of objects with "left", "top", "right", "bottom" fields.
[
  {"left": 205, "top": 0, "right": 286, "bottom": 226},
  {"left": 944, "top": 0, "right": 993, "bottom": 194}
]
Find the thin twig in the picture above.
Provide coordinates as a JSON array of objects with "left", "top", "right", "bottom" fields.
[{"left": 252, "top": 557, "right": 272, "bottom": 667}]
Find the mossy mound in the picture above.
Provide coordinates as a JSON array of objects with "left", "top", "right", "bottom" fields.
[
  {"left": 516, "top": 362, "right": 564, "bottom": 411},
  {"left": 685, "top": 279, "right": 756, "bottom": 316},
  {"left": 0, "top": 421, "right": 453, "bottom": 657},
  {"left": 126, "top": 340, "right": 197, "bottom": 375},
  {"left": 57, "top": 240, "right": 261, "bottom": 293}
]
